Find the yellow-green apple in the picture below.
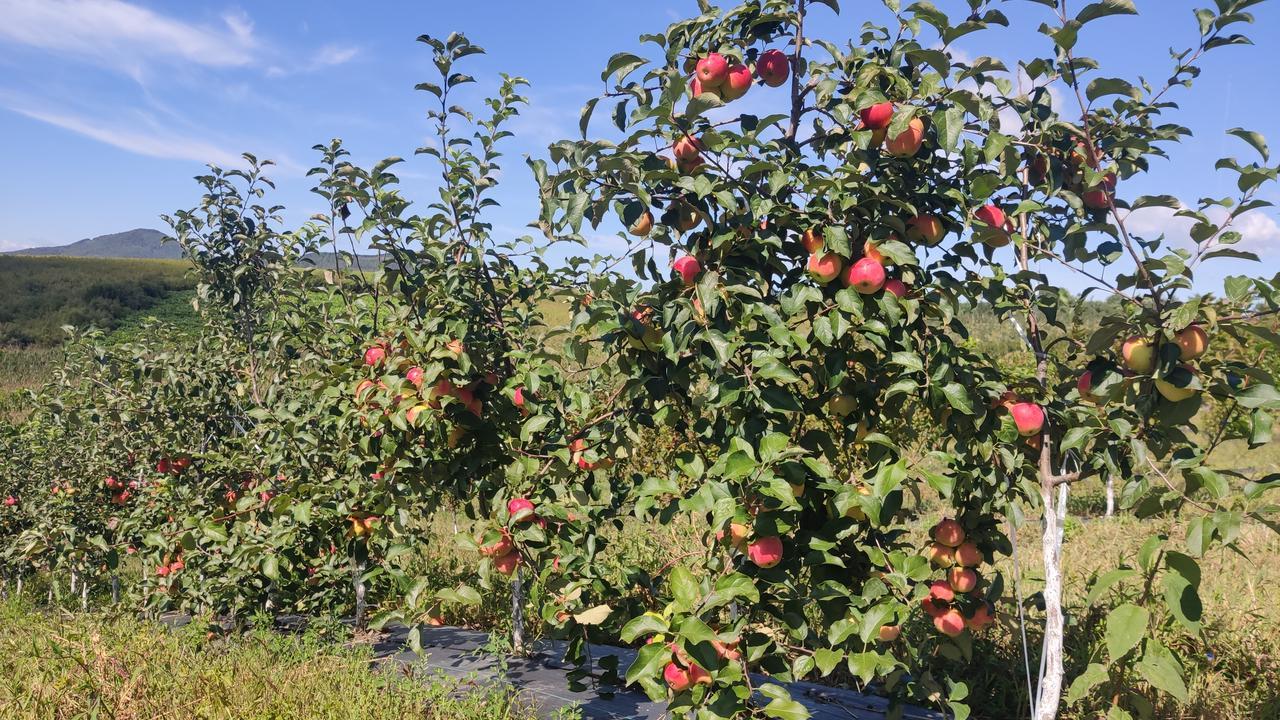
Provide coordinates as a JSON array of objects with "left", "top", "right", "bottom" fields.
[
  {"left": 719, "top": 63, "right": 752, "bottom": 100},
  {"left": 885, "top": 118, "right": 925, "bottom": 157},
  {"left": 747, "top": 536, "right": 783, "bottom": 568},
  {"left": 932, "top": 518, "right": 965, "bottom": 547},
  {"left": 695, "top": 53, "right": 730, "bottom": 87},
  {"left": 828, "top": 393, "right": 857, "bottom": 416},
  {"left": 1176, "top": 324, "right": 1209, "bottom": 360},
  {"left": 973, "top": 204, "right": 1011, "bottom": 247},
  {"left": 948, "top": 567, "right": 978, "bottom": 594},
  {"left": 859, "top": 101, "right": 894, "bottom": 129},
  {"left": 934, "top": 609, "right": 966, "bottom": 637},
  {"left": 447, "top": 426, "right": 468, "bottom": 447},
  {"left": 756, "top": 49, "right": 790, "bottom": 87},
  {"left": 629, "top": 210, "right": 654, "bottom": 237},
  {"left": 1009, "top": 402, "right": 1045, "bottom": 436},
  {"left": 926, "top": 542, "right": 955, "bottom": 568},
  {"left": 717, "top": 521, "right": 750, "bottom": 552},
  {"left": 673, "top": 255, "right": 701, "bottom": 286},
  {"left": 807, "top": 252, "right": 844, "bottom": 284},
  {"left": 906, "top": 214, "right": 946, "bottom": 245},
  {"left": 406, "top": 404, "right": 429, "bottom": 425},
  {"left": 954, "top": 541, "right": 982, "bottom": 567},
  {"left": 1121, "top": 336, "right": 1156, "bottom": 373},
  {"left": 1155, "top": 366, "right": 1197, "bottom": 402},
  {"left": 877, "top": 624, "right": 901, "bottom": 642},
  {"left": 842, "top": 257, "right": 886, "bottom": 294}
]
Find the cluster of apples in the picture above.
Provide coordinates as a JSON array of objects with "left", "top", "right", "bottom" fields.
[
  {"left": 103, "top": 475, "right": 141, "bottom": 506},
  {"left": 802, "top": 223, "right": 930, "bottom": 297},
  {"left": 1087, "top": 324, "right": 1211, "bottom": 403},
  {"left": 154, "top": 554, "right": 185, "bottom": 578},
  {"left": 688, "top": 48, "right": 790, "bottom": 104},
  {"left": 477, "top": 497, "right": 539, "bottom": 576},
  {"left": 1027, "top": 141, "right": 1117, "bottom": 211},
  {"left": 922, "top": 518, "right": 995, "bottom": 637},
  {"left": 153, "top": 455, "right": 192, "bottom": 476},
  {"left": 858, "top": 101, "right": 927, "bottom": 157},
  {"left": 717, "top": 521, "right": 785, "bottom": 568}
]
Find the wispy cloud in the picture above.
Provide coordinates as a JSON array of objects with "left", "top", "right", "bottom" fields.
[
  {"left": 9, "top": 105, "right": 243, "bottom": 166},
  {"left": 1126, "top": 205, "right": 1280, "bottom": 257},
  {"left": 265, "top": 43, "right": 361, "bottom": 77},
  {"left": 0, "top": 0, "right": 258, "bottom": 77}
]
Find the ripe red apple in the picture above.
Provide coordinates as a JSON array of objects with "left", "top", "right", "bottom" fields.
[
  {"left": 1077, "top": 371, "right": 1101, "bottom": 403},
  {"left": 1121, "top": 336, "right": 1156, "bottom": 374},
  {"left": 1009, "top": 402, "right": 1045, "bottom": 437},
  {"left": 629, "top": 210, "right": 654, "bottom": 237},
  {"left": 494, "top": 550, "right": 520, "bottom": 576},
  {"left": 807, "top": 252, "right": 843, "bottom": 285},
  {"left": 928, "top": 580, "right": 956, "bottom": 603},
  {"left": 859, "top": 101, "right": 894, "bottom": 130},
  {"left": 877, "top": 624, "right": 901, "bottom": 642},
  {"left": 747, "top": 535, "right": 783, "bottom": 568},
  {"left": 921, "top": 596, "right": 947, "bottom": 618},
  {"left": 155, "top": 458, "right": 171, "bottom": 474},
  {"left": 801, "top": 227, "right": 824, "bottom": 253},
  {"left": 712, "top": 638, "right": 741, "bottom": 661},
  {"left": 906, "top": 214, "right": 945, "bottom": 245},
  {"left": 695, "top": 54, "right": 730, "bottom": 87},
  {"left": 862, "top": 242, "right": 888, "bottom": 266},
  {"left": 885, "top": 118, "right": 925, "bottom": 157},
  {"left": 966, "top": 602, "right": 996, "bottom": 630},
  {"left": 973, "top": 204, "right": 1011, "bottom": 247},
  {"left": 948, "top": 566, "right": 978, "bottom": 594},
  {"left": 513, "top": 386, "right": 527, "bottom": 414},
  {"left": 156, "top": 565, "right": 170, "bottom": 578},
  {"left": 405, "top": 366, "right": 424, "bottom": 388},
  {"left": 934, "top": 609, "right": 966, "bottom": 637},
  {"left": 1176, "top": 325, "right": 1209, "bottom": 360},
  {"left": 673, "top": 255, "right": 701, "bottom": 286},
  {"left": 664, "top": 662, "right": 693, "bottom": 691},
  {"left": 926, "top": 542, "right": 955, "bottom": 568},
  {"left": 720, "top": 63, "right": 752, "bottom": 100},
  {"left": 3, "top": 496, "right": 16, "bottom": 507},
  {"left": 425, "top": 615, "right": 445, "bottom": 627},
  {"left": 884, "top": 278, "right": 908, "bottom": 298},
  {"left": 508, "top": 497, "right": 536, "bottom": 521},
  {"left": 842, "top": 257, "right": 886, "bottom": 294},
  {"left": 689, "top": 76, "right": 719, "bottom": 100},
  {"left": 953, "top": 541, "right": 982, "bottom": 567},
  {"left": 480, "top": 529, "right": 514, "bottom": 558},
  {"left": 932, "top": 518, "right": 965, "bottom": 547},
  {"left": 756, "top": 49, "right": 790, "bottom": 87},
  {"left": 363, "top": 345, "right": 386, "bottom": 366},
  {"left": 673, "top": 134, "right": 703, "bottom": 162}
]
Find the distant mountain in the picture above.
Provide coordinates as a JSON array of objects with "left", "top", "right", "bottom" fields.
[
  {"left": 6, "top": 228, "right": 383, "bottom": 267},
  {"left": 7, "top": 229, "right": 181, "bottom": 259}
]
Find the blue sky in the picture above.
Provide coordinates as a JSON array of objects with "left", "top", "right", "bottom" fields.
[{"left": 1, "top": 0, "right": 1277, "bottom": 294}]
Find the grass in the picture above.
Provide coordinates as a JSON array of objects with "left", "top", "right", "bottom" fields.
[
  {"left": 0, "top": 255, "right": 194, "bottom": 346},
  {"left": 0, "top": 601, "right": 549, "bottom": 720}
]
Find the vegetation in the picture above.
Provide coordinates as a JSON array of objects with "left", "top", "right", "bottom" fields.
[
  {"left": 0, "top": 256, "right": 193, "bottom": 346},
  {"left": 0, "top": 601, "right": 544, "bottom": 720},
  {"left": 3, "top": 3, "right": 1280, "bottom": 720}
]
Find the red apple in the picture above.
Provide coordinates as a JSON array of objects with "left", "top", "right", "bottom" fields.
[
  {"left": 689, "top": 76, "right": 719, "bottom": 99},
  {"left": 1176, "top": 325, "right": 1209, "bottom": 360},
  {"left": 513, "top": 386, "right": 528, "bottom": 414},
  {"left": 842, "top": 257, "right": 886, "bottom": 294},
  {"left": 948, "top": 566, "right": 978, "bottom": 594},
  {"left": 966, "top": 602, "right": 996, "bottom": 630},
  {"left": 859, "top": 101, "right": 894, "bottom": 130},
  {"left": 664, "top": 662, "right": 693, "bottom": 691},
  {"left": 747, "top": 536, "right": 783, "bottom": 568},
  {"left": 926, "top": 542, "right": 955, "bottom": 568},
  {"left": 974, "top": 204, "right": 1011, "bottom": 247},
  {"left": 885, "top": 118, "right": 925, "bottom": 157},
  {"left": 695, "top": 53, "right": 730, "bottom": 87},
  {"left": 954, "top": 541, "right": 982, "bottom": 567},
  {"left": 363, "top": 345, "right": 386, "bottom": 366},
  {"left": 921, "top": 596, "right": 947, "bottom": 618},
  {"left": 1078, "top": 371, "right": 1101, "bottom": 402},
  {"left": 405, "top": 366, "right": 424, "bottom": 388},
  {"left": 884, "top": 278, "right": 908, "bottom": 298},
  {"left": 673, "top": 255, "right": 702, "bottom": 286},
  {"left": 1009, "top": 402, "right": 1045, "bottom": 437},
  {"left": 494, "top": 550, "right": 519, "bottom": 576},
  {"left": 3, "top": 496, "right": 16, "bottom": 507},
  {"left": 719, "top": 63, "right": 752, "bottom": 101},
  {"left": 801, "top": 227, "right": 824, "bottom": 254},
  {"left": 906, "top": 214, "right": 945, "bottom": 245},
  {"left": 932, "top": 518, "right": 965, "bottom": 547},
  {"left": 934, "top": 609, "right": 966, "bottom": 637},
  {"left": 673, "top": 134, "right": 703, "bottom": 162},
  {"left": 756, "top": 49, "right": 790, "bottom": 87},
  {"left": 928, "top": 580, "right": 956, "bottom": 603},
  {"left": 508, "top": 497, "right": 536, "bottom": 521},
  {"left": 807, "top": 252, "right": 843, "bottom": 285}
]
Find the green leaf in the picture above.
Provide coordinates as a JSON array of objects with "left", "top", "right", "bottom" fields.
[
  {"left": 263, "top": 555, "right": 279, "bottom": 581},
  {"left": 758, "top": 684, "right": 809, "bottom": 720},
  {"left": 1227, "top": 127, "right": 1269, "bottom": 161},
  {"left": 625, "top": 641, "right": 669, "bottom": 685},
  {"left": 1105, "top": 603, "right": 1148, "bottom": 660},
  {"left": 1076, "top": 0, "right": 1137, "bottom": 24},
  {"left": 669, "top": 565, "right": 700, "bottom": 612},
  {"left": 578, "top": 98, "right": 599, "bottom": 138},
  {"left": 1085, "top": 568, "right": 1137, "bottom": 606},
  {"left": 1065, "top": 663, "right": 1109, "bottom": 705},
  {"left": 1086, "top": 77, "right": 1140, "bottom": 101},
  {"left": 573, "top": 604, "right": 612, "bottom": 625},
  {"left": 1135, "top": 642, "right": 1188, "bottom": 701},
  {"left": 621, "top": 612, "right": 668, "bottom": 642},
  {"left": 941, "top": 383, "right": 975, "bottom": 414}
]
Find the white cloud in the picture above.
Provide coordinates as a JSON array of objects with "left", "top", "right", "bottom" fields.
[
  {"left": 9, "top": 105, "right": 243, "bottom": 167},
  {"left": 0, "top": 0, "right": 258, "bottom": 76},
  {"left": 1125, "top": 205, "right": 1280, "bottom": 257},
  {"left": 266, "top": 43, "right": 360, "bottom": 77}
]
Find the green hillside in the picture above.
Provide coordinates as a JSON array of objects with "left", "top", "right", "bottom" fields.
[{"left": 0, "top": 255, "right": 195, "bottom": 346}]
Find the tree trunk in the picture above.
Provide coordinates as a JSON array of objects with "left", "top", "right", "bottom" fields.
[
  {"left": 112, "top": 574, "right": 120, "bottom": 605},
  {"left": 1105, "top": 474, "right": 1115, "bottom": 517},
  {"left": 353, "top": 558, "right": 367, "bottom": 631},
  {"left": 1035, "top": 480, "right": 1067, "bottom": 720}
]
